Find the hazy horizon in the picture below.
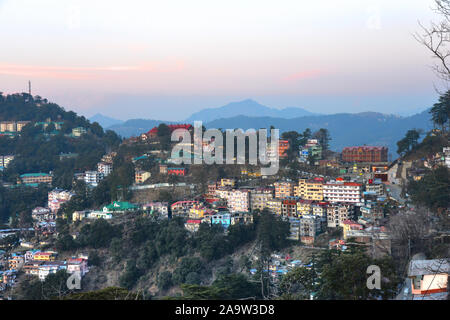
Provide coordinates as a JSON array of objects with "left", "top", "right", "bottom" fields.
[{"left": 0, "top": 0, "right": 442, "bottom": 120}]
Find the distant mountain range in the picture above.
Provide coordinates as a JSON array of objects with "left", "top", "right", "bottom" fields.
[
  {"left": 186, "top": 99, "right": 318, "bottom": 122},
  {"left": 89, "top": 113, "right": 124, "bottom": 128},
  {"left": 98, "top": 99, "right": 434, "bottom": 156}
]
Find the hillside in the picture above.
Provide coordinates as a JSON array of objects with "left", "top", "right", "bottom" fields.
[
  {"left": 107, "top": 106, "right": 434, "bottom": 156},
  {"left": 0, "top": 92, "right": 122, "bottom": 222},
  {"left": 204, "top": 110, "right": 433, "bottom": 155}
]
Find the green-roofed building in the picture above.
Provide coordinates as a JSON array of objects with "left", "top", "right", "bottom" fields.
[
  {"left": 17, "top": 172, "right": 52, "bottom": 185},
  {"left": 103, "top": 201, "right": 138, "bottom": 214}
]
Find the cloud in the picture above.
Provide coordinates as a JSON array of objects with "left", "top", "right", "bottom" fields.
[
  {"left": 282, "top": 70, "right": 323, "bottom": 82},
  {"left": 0, "top": 60, "right": 185, "bottom": 79}
]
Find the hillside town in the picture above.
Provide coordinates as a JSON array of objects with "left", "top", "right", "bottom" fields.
[{"left": 1, "top": 115, "right": 448, "bottom": 299}]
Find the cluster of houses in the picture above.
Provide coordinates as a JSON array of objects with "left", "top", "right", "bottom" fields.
[
  {"left": 199, "top": 176, "right": 390, "bottom": 256},
  {"left": 248, "top": 252, "right": 313, "bottom": 288},
  {"left": 31, "top": 189, "right": 75, "bottom": 235},
  {"left": 74, "top": 152, "right": 116, "bottom": 187},
  {"left": 0, "top": 249, "right": 89, "bottom": 291}
]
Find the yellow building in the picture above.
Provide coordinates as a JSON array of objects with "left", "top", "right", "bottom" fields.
[
  {"left": 189, "top": 207, "right": 209, "bottom": 219},
  {"left": 295, "top": 179, "right": 323, "bottom": 201},
  {"left": 296, "top": 200, "right": 313, "bottom": 216},
  {"left": 267, "top": 199, "right": 283, "bottom": 215},
  {"left": 33, "top": 252, "right": 56, "bottom": 261},
  {"left": 274, "top": 182, "right": 294, "bottom": 198},
  {"left": 135, "top": 170, "right": 151, "bottom": 184},
  {"left": 220, "top": 178, "right": 236, "bottom": 187}
]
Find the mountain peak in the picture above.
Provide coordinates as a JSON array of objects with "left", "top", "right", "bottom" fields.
[
  {"left": 186, "top": 99, "right": 315, "bottom": 122},
  {"left": 89, "top": 113, "right": 124, "bottom": 128}
]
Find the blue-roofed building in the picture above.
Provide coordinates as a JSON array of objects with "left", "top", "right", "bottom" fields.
[{"left": 211, "top": 212, "right": 232, "bottom": 229}]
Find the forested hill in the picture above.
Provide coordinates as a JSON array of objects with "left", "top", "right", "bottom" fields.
[{"left": 0, "top": 92, "right": 121, "bottom": 188}]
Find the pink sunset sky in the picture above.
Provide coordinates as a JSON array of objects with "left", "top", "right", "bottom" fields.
[{"left": 0, "top": 0, "right": 443, "bottom": 120}]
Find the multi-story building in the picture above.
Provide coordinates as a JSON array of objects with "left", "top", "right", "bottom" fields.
[
  {"left": 185, "top": 219, "right": 202, "bottom": 232},
  {"left": 84, "top": 171, "right": 104, "bottom": 187},
  {"left": 23, "top": 260, "right": 44, "bottom": 276},
  {"left": 16, "top": 121, "right": 31, "bottom": 131},
  {"left": 311, "top": 202, "right": 329, "bottom": 218},
  {"left": 135, "top": 170, "right": 151, "bottom": 184},
  {"left": 167, "top": 167, "right": 186, "bottom": 176},
  {"left": 274, "top": 181, "right": 294, "bottom": 198},
  {"left": 327, "top": 204, "right": 355, "bottom": 228},
  {"left": 72, "top": 127, "right": 87, "bottom": 137},
  {"left": 25, "top": 250, "right": 41, "bottom": 262},
  {"left": 0, "top": 155, "right": 14, "bottom": 169},
  {"left": 342, "top": 220, "right": 364, "bottom": 239},
  {"left": 48, "top": 189, "right": 74, "bottom": 213},
  {"left": 227, "top": 189, "right": 250, "bottom": 212},
  {"left": 219, "top": 178, "right": 235, "bottom": 187},
  {"left": 360, "top": 204, "right": 384, "bottom": 221},
  {"left": 17, "top": 173, "right": 52, "bottom": 185},
  {"left": 38, "top": 261, "right": 66, "bottom": 281},
  {"left": 142, "top": 202, "right": 169, "bottom": 217},
  {"left": 97, "top": 162, "right": 113, "bottom": 177},
  {"left": 278, "top": 140, "right": 290, "bottom": 158},
  {"left": 365, "top": 181, "right": 385, "bottom": 197},
  {"left": 281, "top": 198, "right": 298, "bottom": 217},
  {"left": 299, "top": 215, "right": 322, "bottom": 238},
  {"left": 0, "top": 121, "right": 30, "bottom": 132},
  {"left": 296, "top": 199, "right": 313, "bottom": 216},
  {"left": 8, "top": 254, "right": 24, "bottom": 270},
  {"left": 342, "top": 146, "right": 388, "bottom": 163},
  {"left": 295, "top": 179, "right": 324, "bottom": 201},
  {"left": 267, "top": 139, "right": 290, "bottom": 160},
  {"left": 101, "top": 152, "right": 117, "bottom": 164},
  {"left": 215, "top": 187, "right": 231, "bottom": 200},
  {"left": 171, "top": 200, "right": 199, "bottom": 216},
  {"left": 323, "top": 181, "right": 362, "bottom": 203},
  {"left": 288, "top": 217, "right": 301, "bottom": 241},
  {"left": 33, "top": 252, "right": 56, "bottom": 261},
  {"left": 250, "top": 188, "right": 274, "bottom": 211},
  {"left": 32, "top": 207, "right": 54, "bottom": 222},
  {"left": 299, "top": 139, "right": 323, "bottom": 163},
  {"left": 267, "top": 199, "right": 283, "bottom": 215}
]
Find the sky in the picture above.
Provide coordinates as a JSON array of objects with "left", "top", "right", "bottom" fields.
[{"left": 0, "top": 0, "right": 443, "bottom": 120}]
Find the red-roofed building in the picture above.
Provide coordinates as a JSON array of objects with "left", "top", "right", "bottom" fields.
[
  {"left": 323, "top": 181, "right": 362, "bottom": 203},
  {"left": 142, "top": 124, "right": 193, "bottom": 140},
  {"left": 184, "top": 219, "right": 202, "bottom": 232},
  {"left": 342, "top": 146, "right": 388, "bottom": 163}
]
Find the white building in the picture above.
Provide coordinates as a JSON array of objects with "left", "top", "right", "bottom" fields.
[
  {"left": 323, "top": 181, "right": 362, "bottom": 203},
  {"left": 0, "top": 155, "right": 14, "bottom": 169},
  {"left": 84, "top": 171, "right": 104, "bottom": 187},
  {"left": 327, "top": 203, "right": 355, "bottom": 228},
  {"left": 48, "top": 189, "right": 74, "bottom": 213},
  {"left": 97, "top": 162, "right": 113, "bottom": 177},
  {"left": 32, "top": 207, "right": 54, "bottom": 222},
  {"left": 227, "top": 189, "right": 250, "bottom": 212},
  {"left": 38, "top": 262, "right": 66, "bottom": 281}
]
